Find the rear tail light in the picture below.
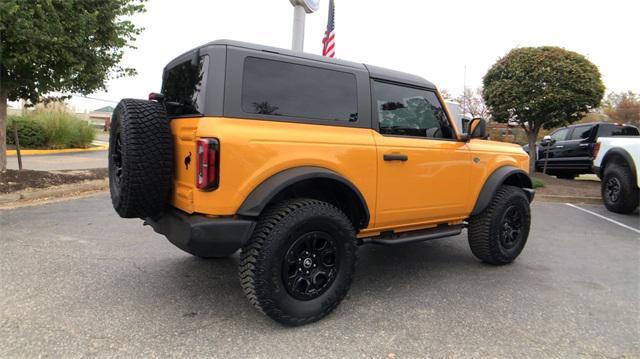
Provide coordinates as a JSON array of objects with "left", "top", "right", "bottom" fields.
[
  {"left": 196, "top": 138, "right": 219, "bottom": 190},
  {"left": 593, "top": 142, "right": 601, "bottom": 158}
]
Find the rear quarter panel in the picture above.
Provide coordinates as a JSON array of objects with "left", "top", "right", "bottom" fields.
[{"left": 171, "top": 117, "right": 378, "bottom": 217}]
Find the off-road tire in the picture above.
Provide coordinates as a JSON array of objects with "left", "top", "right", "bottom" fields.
[
  {"left": 239, "top": 198, "right": 357, "bottom": 326},
  {"left": 602, "top": 163, "right": 639, "bottom": 214},
  {"left": 468, "top": 185, "right": 531, "bottom": 265},
  {"left": 109, "top": 99, "right": 173, "bottom": 219}
]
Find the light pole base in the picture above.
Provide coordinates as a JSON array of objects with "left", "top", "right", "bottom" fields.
[{"left": 291, "top": 5, "right": 306, "bottom": 52}]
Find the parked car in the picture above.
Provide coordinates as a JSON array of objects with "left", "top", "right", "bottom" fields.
[
  {"left": 593, "top": 136, "right": 640, "bottom": 213},
  {"left": 523, "top": 122, "right": 639, "bottom": 179},
  {"left": 108, "top": 40, "right": 534, "bottom": 326}
]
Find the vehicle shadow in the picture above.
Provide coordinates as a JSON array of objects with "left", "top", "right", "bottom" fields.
[{"left": 107, "top": 234, "right": 495, "bottom": 326}]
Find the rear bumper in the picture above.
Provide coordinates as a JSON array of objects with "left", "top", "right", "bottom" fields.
[{"left": 145, "top": 209, "right": 256, "bottom": 257}]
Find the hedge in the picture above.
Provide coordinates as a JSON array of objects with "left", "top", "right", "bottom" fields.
[
  {"left": 7, "top": 111, "right": 95, "bottom": 149},
  {"left": 7, "top": 116, "right": 48, "bottom": 148}
]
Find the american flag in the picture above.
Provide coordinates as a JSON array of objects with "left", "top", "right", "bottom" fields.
[{"left": 322, "top": 0, "right": 335, "bottom": 58}]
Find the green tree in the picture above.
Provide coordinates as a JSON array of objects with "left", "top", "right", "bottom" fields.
[
  {"left": 483, "top": 47, "right": 604, "bottom": 174},
  {"left": 0, "top": 0, "right": 145, "bottom": 171}
]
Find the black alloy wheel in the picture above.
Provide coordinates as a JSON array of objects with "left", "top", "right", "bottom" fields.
[
  {"left": 282, "top": 231, "right": 339, "bottom": 300},
  {"left": 112, "top": 133, "right": 124, "bottom": 186},
  {"left": 604, "top": 177, "right": 621, "bottom": 203},
  {"left": 499, "top": 205, "right": 524, "bottom": 250}
]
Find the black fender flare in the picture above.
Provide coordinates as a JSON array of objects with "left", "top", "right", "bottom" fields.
[
  {"left": 600, "top": 147, "right": 637, "bottom": 181},
  {"left": 237, "top": 166, "right": 370, "bottom": 228},
  {"left": 471, "top": 166, "right": 534, "bottom": 216}
]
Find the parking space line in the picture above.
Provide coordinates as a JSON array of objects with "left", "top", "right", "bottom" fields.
[{"left": 565, "top": 203, "right": 640, "bottom": 235}]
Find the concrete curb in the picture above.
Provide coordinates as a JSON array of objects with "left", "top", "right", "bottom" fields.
[
  {"left": 0, "top": 180, "right": 602, "bottom": 207},
  {"left": 0, "top": 179, "right": 108, "bottom": 206},
  {"left": 536, "top": 194, "right": 602, "bottom": 204},
  {"left": 7, "top": 145, "right": 107, "bottom": 156}
]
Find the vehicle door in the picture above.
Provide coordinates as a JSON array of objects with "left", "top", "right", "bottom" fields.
[
  {"left": 540, "top": 127, "right": 571, "bottom": 168},
  {"left": 371, "top": 80, "right": 472, "bottom": 228},
  {"left": 563, "top": 125, "right": 594, "bottom": 159}
]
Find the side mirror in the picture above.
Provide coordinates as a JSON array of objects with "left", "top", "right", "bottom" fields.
[
  {"left": 468, "top": 117, "right": 487, "bottom": 140},
  {"left": 541, "top": 135, "right": 555, "bottom": 145}
]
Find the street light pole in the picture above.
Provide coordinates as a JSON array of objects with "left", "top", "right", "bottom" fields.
[
  {"left": 289, "top": 0, "right": 320, "bottom": 52},
  {"left": 291, "top": 5, "right": 306, "bottom": 51}
]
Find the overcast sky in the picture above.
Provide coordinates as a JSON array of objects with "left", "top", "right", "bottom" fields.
[{"left": 18, "top": 0, "right": 639, "bottom": 112}]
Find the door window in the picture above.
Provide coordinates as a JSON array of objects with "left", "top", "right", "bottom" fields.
[
  {"left": 550, "top": 128, "right": 570, "bottom": 141},
  {"left": 569, "top": 125, "right": 593, "bottom": 140},
  {"left": 373, "top": 81, "right": 454, "bottom": 139}
]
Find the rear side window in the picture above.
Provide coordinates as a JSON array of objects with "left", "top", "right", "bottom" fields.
[
  {"left": 241, "top": 57, "right": 358, "bottom": 122},
  {"left": 373, "top": 81, "right": 454, "bottom": 139},
  {"left": 598, "top": 124, "right": 640, "bottom": 137},
  {"left": 569, "top": 125, "right": 593, "bottom": 140},
  {"left": 162, "top": 55, "right": 209, "bottom": 116}
]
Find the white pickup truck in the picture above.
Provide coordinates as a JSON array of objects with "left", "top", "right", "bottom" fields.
[{"left": 593, "top": 136, "right": 640, "bottom": 213}]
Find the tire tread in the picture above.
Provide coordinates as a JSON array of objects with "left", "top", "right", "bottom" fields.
[{"left": 239, "top": 198, "right": 356, "bottom": 326}]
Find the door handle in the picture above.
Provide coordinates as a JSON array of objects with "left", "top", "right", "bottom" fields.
[
  {"left": 384, "top": 154, "right": 408, "bottom": 162},
  {"left": 579, "top": 143, "right": 589, "bottom": 147},
  {"left": 554, "top": 145, "right": 564, "bottom": 149}
]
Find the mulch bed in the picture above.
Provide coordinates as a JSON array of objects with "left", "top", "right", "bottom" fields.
[
  {"left": 0, "top": 168, "right": 108, "bottom": 194},
  {"left": 533, "top": 173, "right": 600, "bottom": 198}
]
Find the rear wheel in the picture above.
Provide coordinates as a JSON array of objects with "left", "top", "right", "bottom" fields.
[
  {"left": 239, "top": 199, "right": 357, "bottom": 326},
  {"left": 602, "top": 163, "right": 639, "bottom": 214},
  {"left": 468, "top": 185, "right": 531, "bottom": 265}
]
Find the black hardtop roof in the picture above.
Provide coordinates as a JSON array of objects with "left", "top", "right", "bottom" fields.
[{"left": 179, "top": 39, "right": 436, "bottom": 90}]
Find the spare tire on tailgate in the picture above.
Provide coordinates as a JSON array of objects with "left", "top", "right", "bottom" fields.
[{"left": 109, "top": 99, "right": 173, "bottom": 219}]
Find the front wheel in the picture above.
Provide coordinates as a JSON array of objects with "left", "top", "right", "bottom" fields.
[
  {"left": 468, "top": 185, "right": 531, "bottom": 265},
  {"left": 239, "top": 198, "right": 357, "bottom": 326},
  {"left": 602, "top": 164, "right": 639, "bottom": 214}
]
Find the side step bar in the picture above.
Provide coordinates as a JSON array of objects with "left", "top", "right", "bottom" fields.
[{"left": 360, "top": 224, "right": 463, "bottom": 246}]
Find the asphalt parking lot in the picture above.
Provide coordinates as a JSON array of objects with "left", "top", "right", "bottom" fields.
[{"left": 1, "top": 194, "right": 638, "bottom": 358}]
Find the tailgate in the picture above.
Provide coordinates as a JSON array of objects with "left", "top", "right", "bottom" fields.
[{"left": 170, "top": 118, "right": 200, "bottom": 213}]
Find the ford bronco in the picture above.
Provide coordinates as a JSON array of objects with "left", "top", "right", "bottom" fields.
[{"left": 108, "top": 40, "right": 534, "bottom": 326}]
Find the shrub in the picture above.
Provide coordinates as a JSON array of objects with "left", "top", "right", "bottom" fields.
[
  {"left": 29, "top": 110, "right": 95, "bottom": 149},
  {"left": 532, "top": 178, "right": 545, "bottom": 188},
  {"left": 7, "top": 116, "right": 48, "bottom": 148}
]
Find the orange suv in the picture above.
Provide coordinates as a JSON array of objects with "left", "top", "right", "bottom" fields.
[{"left": 108, "top": 40, "right": 534, "bottom": 326}]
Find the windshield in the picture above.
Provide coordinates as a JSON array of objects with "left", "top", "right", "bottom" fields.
[{"left": 161, "top": 54, "right": 209, "bottom": 116}]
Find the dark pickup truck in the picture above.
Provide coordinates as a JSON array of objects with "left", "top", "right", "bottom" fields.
[{"left": 523, "top": 122, "right": 639, "bottom": 179}]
